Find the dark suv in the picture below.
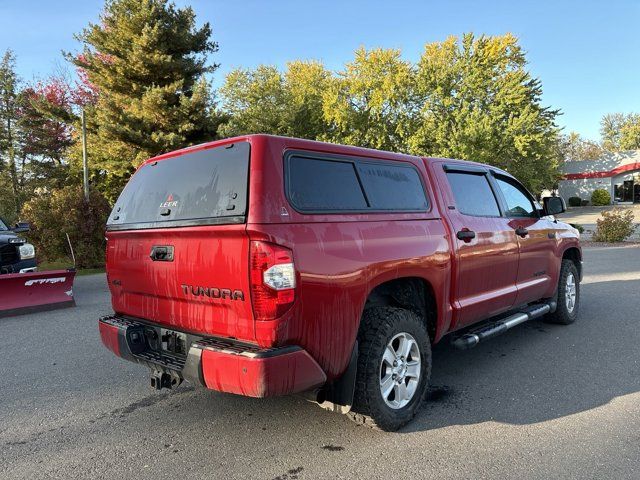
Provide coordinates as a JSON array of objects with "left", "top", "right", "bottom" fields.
[{"left": 0, "top": 218, "right": 36, "bottom": 274}]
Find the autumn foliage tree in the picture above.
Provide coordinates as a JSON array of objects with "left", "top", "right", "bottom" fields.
[
  {"left": 17, "top": 79, "right": 75, "bottom": 189},
  {"left": 600, "top": 112, "right": 640, "bottom": 151},
  {"left": 0, "top": 51, "right": 78, "bottom": 222},
  {"left": 409, "top": 34, "right": 561, "bottom": 193},
  {"left": 219, "top": 61, "right": 330, "bottom": 140},
  {"left": 219, "top": 34, "right": 563, "bottom": 193}
]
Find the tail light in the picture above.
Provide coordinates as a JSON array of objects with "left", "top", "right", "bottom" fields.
[{"left": 250, "top": 241, "right": 296, "bottom": 321}]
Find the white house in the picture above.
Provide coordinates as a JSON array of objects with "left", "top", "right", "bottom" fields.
[{"left": 559, "top": 150, "right": 640, "bottom": 204}]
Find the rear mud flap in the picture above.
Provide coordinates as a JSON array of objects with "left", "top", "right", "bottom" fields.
[{"left": 0, "top": 269, "right": 76, "bottom": 318}]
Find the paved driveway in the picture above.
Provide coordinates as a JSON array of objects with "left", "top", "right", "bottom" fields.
[
  {"left": 558, "top": 205, "right": 640, "bottom": 240},
  {"left": 2, "top": 245, "right": 640, "bottom": 479}
]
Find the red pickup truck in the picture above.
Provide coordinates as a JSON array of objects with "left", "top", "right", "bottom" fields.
[{"left": 99, "top": 134, "right": 581, "bottom": 431}]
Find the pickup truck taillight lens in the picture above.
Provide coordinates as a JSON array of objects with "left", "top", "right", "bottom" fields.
[{"left": 250, "top": 241, "right": 296, "bottom": 321}]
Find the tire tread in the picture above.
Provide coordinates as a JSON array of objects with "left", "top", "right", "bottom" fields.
[{"left": 347, "top": 306, "right": 431, "bottom": 431}]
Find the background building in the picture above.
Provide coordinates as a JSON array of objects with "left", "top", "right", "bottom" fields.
[{"left": 559, "top": 151, "right": 640, "bottom": 204}]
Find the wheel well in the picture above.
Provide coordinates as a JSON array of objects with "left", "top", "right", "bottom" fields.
[
  {"left": 562, "top": 247, "right": 582, "bottom": 279},
  {"left": 363, "top": 278, "right": 437, "bottom": 341}
]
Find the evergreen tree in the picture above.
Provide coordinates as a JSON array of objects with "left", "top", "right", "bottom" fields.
[
  {"left": 67, "top": 0, "right": 220, "bottom": 190},
  {"left": 0, "top": 50, "right": 21, "bottom": 219}
]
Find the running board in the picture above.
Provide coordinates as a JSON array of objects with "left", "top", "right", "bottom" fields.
[{"left": 452, "top": 301, "right": 556, "bottom": 350}]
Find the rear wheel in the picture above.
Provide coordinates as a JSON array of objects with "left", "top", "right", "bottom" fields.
[
  {"left": 348, "top": 307, "right": 431, "bottom": 431},
  {"left": 546, "top": 259, "right": 580, "bottom": 325}
]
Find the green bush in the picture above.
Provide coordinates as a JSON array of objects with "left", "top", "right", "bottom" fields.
[
  {"left": 569, "top": 223, "right": 585, "bottom": 234},
  {"left": 21, "top": 186, "right": 111, "bottom": 268},
  {"left": 591, "top": 189, "right": 611, "bottom": 206},
  {"left": 568, "top": 197, "right": 582, "bottom": 207},
  {"left": 592, "top": 209, "right": 636, "bottom": 242}
]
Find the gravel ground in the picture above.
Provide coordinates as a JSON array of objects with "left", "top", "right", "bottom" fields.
[{"left": 2, "top": 245, "right": 640, "bottom": 479}]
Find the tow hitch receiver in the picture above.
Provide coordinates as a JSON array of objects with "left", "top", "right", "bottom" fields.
[
  {"left": 150, "top": 369, "right": 182, "bottom": 390},
  {"left": 99, "top": 314, "right": 327, "bottom": 397}
]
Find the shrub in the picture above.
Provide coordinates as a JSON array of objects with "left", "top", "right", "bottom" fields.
[
  {"left": 21, "top": 186, "right": 111, "bottom": 268},
  {"left": 591, "top": 189, "right": 611, "bottom": 206},
  {"left": 568, "top": 196, "right": 582, "bottom": 207},
  {"left": 592, "top": 208, "right": 636, "bottom": 242},
  {"left": 569, "top": 223, "right": 585, "bottom": 234},
  {"left": 580, "top": 199, "right": 589, "bottom": 206}
]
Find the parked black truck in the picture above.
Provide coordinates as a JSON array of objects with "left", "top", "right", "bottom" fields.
[{"left": 0, "top": 218, "right": 36, "bottom": 274}]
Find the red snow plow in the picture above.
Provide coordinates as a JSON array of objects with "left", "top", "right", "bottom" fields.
[{"left": 0, "top": 269, "right": 76, "bottom": 318}]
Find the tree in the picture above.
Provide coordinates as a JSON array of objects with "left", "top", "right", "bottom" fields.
[
  {"left": 559, "top": 132, "right": 604, "bottom": 162},
  {"left": 219, "top": 60, "right": 330, "bottom": 139},
  {"left": 0, "top": 49, "right": 21, "bottom": 220},
  {"left": 21, "top": 186, "right": 111, "bottom": 267},
  {"left": 409, "top": 33, "right": 561, "bottom": 193},
  {"left": 17, "top": 78, "right": 75, "bottom": 189},
  {"left": 0, "top": 53, "right": 77, "bottom": 222},
  {"left": 67, "top": 0, "right": 221, "bottom": 194},
  {"left": 601, "top": 113, "right": 640, "bottom": 151},
  {"left": 321, "top": 48, "right": 417, "bottom": 151},
  {"left": 219, "top": 34, "right": 562, "bottom": 194}
]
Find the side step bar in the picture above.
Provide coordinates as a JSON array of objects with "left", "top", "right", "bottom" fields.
[{"left": 452, "top": 301, "right": 556, "bottom": 350}]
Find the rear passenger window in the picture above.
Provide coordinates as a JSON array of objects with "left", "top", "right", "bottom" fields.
[
  {"left": 287, "top": 157, "right": 368, "bottom": 211},
  {"left": 286, "top": 154, "right": 428, "bottom": 212},
  {"left": 357, "top": 163, "right": 428, "bottom": 210},
  {"left": 446, "top": 172, "right": 501, "bottom": 217}
]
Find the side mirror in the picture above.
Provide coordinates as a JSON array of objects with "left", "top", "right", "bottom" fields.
[
  {"left": 12, "top": 222, "right": 31, "bottom": 233},
  {"left": 542, "top": 197, "right": 566, "bottom": 216}
]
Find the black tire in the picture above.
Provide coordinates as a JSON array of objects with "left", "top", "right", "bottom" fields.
[
  {"left": 348, "top": 307, "right": 431, "bottom": 431},
  {"left": 546, "top": 259, "right": 580, "bottom": 325}
]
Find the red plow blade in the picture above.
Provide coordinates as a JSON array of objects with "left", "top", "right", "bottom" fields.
[{"left": 0, "top": 269, "right": 76, "bottom": 318}]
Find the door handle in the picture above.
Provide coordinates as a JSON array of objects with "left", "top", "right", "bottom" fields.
[
  {"left": 515, "top": 227, "right": 529, "bottom": 238},
  {"left": 150, "top": 245, "right": 174, "bottom": 262},
  {"left": 456, "top": 229, "right": 476, "bottom": 242}
]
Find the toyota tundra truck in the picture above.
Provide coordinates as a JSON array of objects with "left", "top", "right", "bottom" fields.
[{"left": 99, "top": 134, "right": 581, "bottom": 431}]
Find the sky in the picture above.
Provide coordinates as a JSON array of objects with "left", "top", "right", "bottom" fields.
[{"left": 1, "top": 0, "right": 639, "bottom": 140}]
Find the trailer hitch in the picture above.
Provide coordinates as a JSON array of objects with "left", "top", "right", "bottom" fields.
[{"left": 150, "top": 369, "right": 182, "bottom": 390}]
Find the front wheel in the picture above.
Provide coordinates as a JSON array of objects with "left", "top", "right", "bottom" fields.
[
  {"left": 348, "top": 307, "right": 431, "bottom": 431},
  {"left": 546, "top": 259, "right": 580, "bottom": 325}
]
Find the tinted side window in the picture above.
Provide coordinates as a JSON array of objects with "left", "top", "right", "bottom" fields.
[
  {"left": 495, "top": 177, "right": 537, "bottom": 217},
  {"left": 287, "top": 156, "right": 368, "bottom": 211},
  {"left": 357, "top": 163, "right": 428, "bottom": 210},
  {"left": 446, "top": 172, "right": 501, "bottom": 217}
]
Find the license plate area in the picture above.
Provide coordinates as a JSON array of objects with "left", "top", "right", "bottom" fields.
[{"left": 160, "top": 328, "right": 188, "bottom": 356}]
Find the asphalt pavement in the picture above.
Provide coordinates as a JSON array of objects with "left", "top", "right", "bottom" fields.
[{"left": 2, "top": 245, "right": 640, "bottom": 479}]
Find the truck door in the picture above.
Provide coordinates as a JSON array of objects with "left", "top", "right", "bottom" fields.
[
  {"left": 492, "top": 174, "right": 557, "bottom": 306},
  {"left": 433, "top": 163, "right": 519, "bottom": 328}
]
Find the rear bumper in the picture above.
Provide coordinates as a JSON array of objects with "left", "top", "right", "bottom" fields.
[{"left": 98, "top": 314, "right": 326, "bottom": 397}]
